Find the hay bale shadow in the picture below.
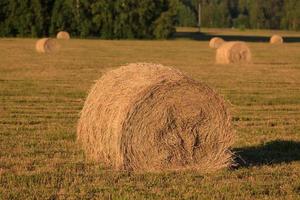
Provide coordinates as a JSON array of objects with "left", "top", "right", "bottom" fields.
[
  {"left": 174, "top": 31, "right": 300, "bottom": 43},
  {"left": 233, "top": 140, "right": 300, "bottom": 168}
]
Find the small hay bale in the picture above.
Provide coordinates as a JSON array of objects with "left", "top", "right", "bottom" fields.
[
  {"left": 209, "top": 37, "right": 225, "bottom": 49},
  {"left": 77, "top": 63, "right": 234, "bottom": 172},
  {"left": 216, "top": 41, "right": 252, "bottom": 64},
  {"left": 35, "top": 38, "right": 59, "bottom": 53},
  {"left": 57, "top": 31, "right": 70, "bottom": 40},
  {"left": 270, "top": 35, "right": 283, "bottom": 44}
]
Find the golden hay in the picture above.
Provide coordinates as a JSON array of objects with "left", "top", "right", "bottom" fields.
[
  {"left": 270, "top": 35, "right": 283, "bottom": 44},
  {"left": 57, "top": 31, "right": 70, "bottom": 40},
  {"left": 209, "top": 37, "right": 225, "bottom": 49},
  {"left": 77, "top": 63, "right": 234, "bottom": 172},
  {"left": 35, "top": 38, "right": 59, "bottom": 53},
  {"left": 216, "top": 41, "right": 252, "bottom": 64}
]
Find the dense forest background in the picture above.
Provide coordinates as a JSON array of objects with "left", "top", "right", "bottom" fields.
[
  {"left": 0, "top": 0, "right": 299, "bottom": 39},
  {"left": 178, "top": 0, "right": 300, "bottom": 30}
]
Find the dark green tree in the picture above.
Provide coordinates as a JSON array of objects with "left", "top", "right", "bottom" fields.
[
  {"left": 153, "top": 0, "right": 178, "bottom": 39},
  {"left": 0, "top": 0, "right": 299, "bottom": 37},
  {"left": 0, "top": 0, "right": 9, "bottom": 36},
  {"left": 281, "top": 0, "right": 300, "bottom": 30},
  {"left": 91, "top": 0, "right": 178, "bottom": 39},
  {"left": 40, "top": 0, "right": 55, "bottom": 36},
  {"left": 50, "top": 0, "right": 78, "bottom": 36},
  {"left": 2, "top": 0, "right": 43, "bottom": 37},
  {"left": 177, "top": 1, "right": 197, "bottom": 27}
]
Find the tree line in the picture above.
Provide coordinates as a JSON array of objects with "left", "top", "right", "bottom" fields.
[
  {"left": 177, "top": 0, "right": 300, "bottom": 30},
  {"left": 0, "top": 0, "right": 178, "bottom": 39},
  {"left": 0, "top": 0, "right": 299, "bottom": 39}
]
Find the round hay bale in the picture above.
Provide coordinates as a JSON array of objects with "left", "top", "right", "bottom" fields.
[
  {"left": 77, "top": 63, "right": 234, "bottom": 172},
  {"left": 270, "top": 35, "right": 283, "bottom": 44},
  {"left": 216, "top": 41, "right": 252, "bottom": 64},
  {"left": 57, "top": 31, "right": 70, "bottom": 40},
  {"left": 209, "top": 37, "right": 225, "bottom": 49},
  {"left": 35, "top": 38, "right": 59, "bottom": 53}
]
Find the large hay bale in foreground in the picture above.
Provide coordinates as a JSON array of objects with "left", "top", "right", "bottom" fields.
[
  {"left": 209, "top": 37, "right": 225, "bottom": 49},
  {"left": 77, "top": 63, "right": 234, "bottom": 172},
  {"left": 216, "top": 41, "right": 252, "bottom": 64},
  {"left": 270, "top": 35, "right": 283, "bottom": 44},
  {"left": 57, "top": 31, "right": 70, "bottom": 40},
  {"left": 35, "top": 38, "right": 59, "bottom": 53}
]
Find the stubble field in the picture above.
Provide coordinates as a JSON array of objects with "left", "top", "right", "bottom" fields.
[{"left": 0, "top": 28, "right": 300, "bottom": 199}]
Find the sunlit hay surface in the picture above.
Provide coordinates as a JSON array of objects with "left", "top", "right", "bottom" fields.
[
  {"left": 270, "top": 35, "right": 284, "bottom": 44},
  {"left": 77, "top": 63, "right": 234, "bottom": 172},
  {"left": 216, "top": 41, "right": 252, "bottom": 64},
  {"left": 35, "top": 38, "right": 60, "bottom": 53},
  {"left": 209, "top": 37, "right": 225, "bottom": 49},
  {"left": 57, "top": 31, "right": 70, "bottom": 40}
]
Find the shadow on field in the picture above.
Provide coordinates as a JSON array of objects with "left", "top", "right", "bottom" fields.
[
  {"left": 234, "top": 140, "right": 300, "bottom": 168},
  {"left": 174, "top": 31, "right": 300, "bottom": 43}
]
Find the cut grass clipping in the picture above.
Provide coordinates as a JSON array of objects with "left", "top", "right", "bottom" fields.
[
  {"left": 77, "top": 63, "right": 234, "bottom": 172},
  {"left": 35, "top": 38, "right": 59, "bottom": 53},
  {"left": 209, "top": 37, "right": 225, "bottom": 49},
  {"left": 270, "top": 35, "right": 283, "bottom": 44},
  {"left": 57, "top": 31, "right": 70, "bottom": 40},
  {"left": 216, "top": 41, "right": 252, "bottom": 64}
]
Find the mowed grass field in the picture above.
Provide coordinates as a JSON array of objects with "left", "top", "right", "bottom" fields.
[{"left": 0, "top": 28, "right": 300, "bottom": 199}]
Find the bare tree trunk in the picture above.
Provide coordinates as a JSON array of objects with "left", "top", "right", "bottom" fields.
[
  {"left": 198, "top": 3, "right": 201, "bottom": 32},
  {"left": 76, "top": 0, "right": 80, "bottom": 19}
]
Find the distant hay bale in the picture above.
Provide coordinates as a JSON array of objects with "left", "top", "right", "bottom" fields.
[
  {"left": 216, "top": 41, "right": 252, "bottom": 64},
  {"left": 270, "top": 35, "right": 283, "bottom": 44},
  {"left": 57, "top": 31, "right": 70, "bottom": 40},
  {"left": 209, "top": 37, "right": 225, "bottom": 49},
  {"left": 77, "top": 63, "right": 234, "bottom": 172},
  {"left": 35, "top": 38, "right": 59, "bottom": 53}
]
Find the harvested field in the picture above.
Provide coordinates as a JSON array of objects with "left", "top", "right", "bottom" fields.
[{"left": 0, "top": 28, "right": 300, "bottom": 199}]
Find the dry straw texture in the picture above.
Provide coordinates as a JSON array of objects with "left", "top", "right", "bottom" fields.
[
  {"left": 77, "top": 63, "right": 234, "bottom": 172},
  {"left": 209, "top": 37, "right": 225, "bottom": 49},
  {"left": 35, "top": 38, "right": 59, "bottom": 53},
  {"left": 216, "top": 41, "right": 252, "bottom": 64},
  {"left": 270, "top": 35, "right": 283, "bottom": 44},
  {"left": 57, "top": 31, "right": 70, "bottom": 40}
]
